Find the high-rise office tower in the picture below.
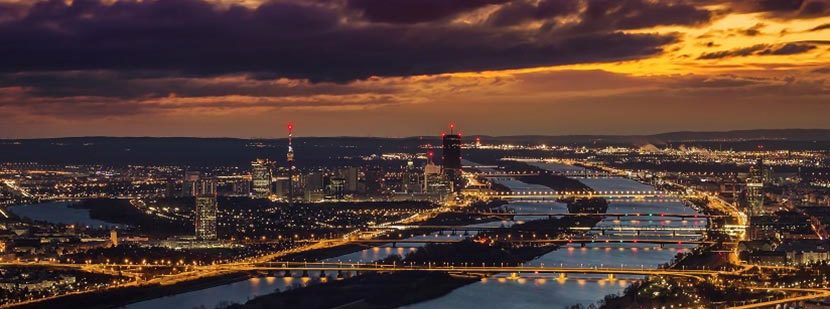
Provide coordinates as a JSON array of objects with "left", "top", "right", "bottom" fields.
[
  {"left": 442, "top": 124, "right": 462, "bottom": 178},
  {"left": 403, "top": 160, "right": 421, "bottom": 193},
  {"left": 251, "top": 159, "right": 273, "bottom": 198},
  {"left": 194, "top": 178, "right": 218, "bottom": 241},
  {"left": 306, "top": 171, "right": 325, "bottom": 191},
  {"left": 328, "top": 177, "right": 346, "bottom": 199},
  {"left": 182, "top": 171, "right": 201, "bottom": 197},
  {"left": 338, "top": 167, "right": 359, "bottom": 192},
  {"left": 746, "top": 159, "right": 765, "bottom": 217},
  {"left": 109, "top": 229, "right": 118, "bottom": 247},
  {"left": 423, "top": 159, "right": 452, "bottom": 195},
  {"left": 364, "top": 168, "right": 384, "bottom": 195}
]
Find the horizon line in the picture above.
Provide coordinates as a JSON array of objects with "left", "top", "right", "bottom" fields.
[{"left": 2, "top": 128, "right": 830, "bottom": 141}]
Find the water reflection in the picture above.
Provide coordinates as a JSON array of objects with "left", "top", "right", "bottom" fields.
[
  {"left": 405, "top": 174, "right": 704, "bottom": 308},
  {"left": 125, "top": 173, "right": 705, "bottom": 309},
  {"left": 401, "top": 275, "right": 627, "bottom": 309},
  {"left": 9, "top": 201, "right": 122, "bottom": 228}
]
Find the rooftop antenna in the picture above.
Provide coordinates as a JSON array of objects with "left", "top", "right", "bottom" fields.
[{"left": 287, "top": 122, "right": 295, "bottom": 164}]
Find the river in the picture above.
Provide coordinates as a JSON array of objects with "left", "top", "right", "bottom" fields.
[
  {"left": 403, "top": 163, "right": 703, "bottom": 309},
  {"left": 8, "top": 201, "right": 122, "bottom": 228},
  {"left": 123, "top": 162, "right": 704, "bottom": 309}
]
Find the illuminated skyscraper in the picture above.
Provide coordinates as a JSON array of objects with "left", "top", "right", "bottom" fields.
[
  {"left": 338, "top": 167, "right": 359, "bottom": 192},
  {"left": 194, "top": 178, "right": 218, "bottom": 241},
  {"left": 328, "top": 177, "right": 346, "bottom": 199},
  {"left": 403, "top": 160, "right": 421, "bottom": 193},
  {"left": 746, "top": 159, "right": 765, "bottom": 217},
  {"left": 251, "top": 159, "right": 273, "bottom": 198},
  {"left": 109, "top": 229, "right": 118, "bottom": 247},
  {"left": 182, "top": 171, "right": 201, "bottom": 197},
  {"left": 423, "top": 151, "right": 451, "bottom": 196},
  {"left": 442, "top": 124, "right": 462, "bottom": 178}
]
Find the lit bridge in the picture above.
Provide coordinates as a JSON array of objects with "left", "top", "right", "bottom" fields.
[
  {"left": 478, "top": 190, "right": 695, "bottom": 200},
  {"left": 458, "top": 211, "right": 717, "bottom": 220},
  {"left": 341, "top": 238, "right": 725, "bottom": 247},
  {"left": 471, "top": 171, "right": 612, "bottom": 177},
  {"left": 237, "top": 262, "right": 717, "bottom": 281},
  {"left": 378, "top": 224, "right": 708, "bottom": 233}
]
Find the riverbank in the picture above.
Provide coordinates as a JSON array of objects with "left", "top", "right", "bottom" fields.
[
  {"left": 228, "top": 205, "right": 605, "bottom": 309},
  {"left": 71, "top": 198, "right": 189, "bottom": 235},
  {"left": 9, "top": 271, "right": 252, "bottom": 309},
  {"left": 280, "top": 200, "right": 508, "bottom": 262}
]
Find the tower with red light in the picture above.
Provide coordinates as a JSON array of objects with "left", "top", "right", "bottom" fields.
[
  {"left": 286, "top": 122, "right": 295, "bottom": 166},
  {"left": 286, "top": 122, "right": 296, "bottom": 205},
  {"left": 442, "top": 123, "right": 462, "bottom": 179}
]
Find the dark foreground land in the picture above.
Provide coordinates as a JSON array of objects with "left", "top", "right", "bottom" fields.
[
  {"left": 233, "top": 206, "right": 604, "bottom": 309},
  {"left": 9, "top": 271, "right": 251, "bottom": 309}
]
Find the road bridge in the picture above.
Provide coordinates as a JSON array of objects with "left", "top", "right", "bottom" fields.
[
  {"left": 239, "top": 262, "right": 717, "bottom": 281},
  {"left": 480, "top": 191, "right": 692, "bottom": 200},
  {"left": 461, "top": 211, "right": 716, "bottom": 219},
  {"left": 343, "top": 238, "right": 725, "bottom": 247},
  {"left": 377, "top": 224, "right": 708, "bottom": 234},
  {"left": 472, "top": 171, "right": 612, "bottom": 177}
]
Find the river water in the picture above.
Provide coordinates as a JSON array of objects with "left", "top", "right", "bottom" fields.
[
  {"left": 404, "top": 163, "right": 703, "bottom": 309},
  {"left": 123, "top": 162, "right": 704, "bottom": 309},
  {"left": 8, "top": 201, "right": 122, "bottom": 228}
]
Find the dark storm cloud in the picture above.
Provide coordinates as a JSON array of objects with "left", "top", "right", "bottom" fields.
[
  {"left": 676, "top": 76, "right": 765, "bottom": 88},
  {"left": 0, "top": 0, "right": 680, "bottom": 84},
  {"left": 757, "top": 43, "right": 817, "bottom": 55},
  {"left": 485, "top": 0, "right": 580, "bottom": 26},
  {"left": 698, "top": 0, "right": 830, "bottom": 19},
  {"left": 758, "top": 0, "right": 807, "bottom": 12},
  {"left": 487, "top": 0, "right": 712, "bottom": 29},
  {"left": 345, "top": 0, "right": 509, "bottom": 24},
  {"left": 0, "top": 71, "right": 400, "bottom": 99},
  {"left": 808, "top": 23, "right": 830, "bottom": 31},
  {"left": 576, "top": 0, "right": 712, "bottom": 31},
  {"left": 698, "top": 43, "right": 817, "bottom": 59}
]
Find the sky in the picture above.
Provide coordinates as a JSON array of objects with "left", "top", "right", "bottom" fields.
[{"left": 1, "top": 0, "right": 829, "bottom": 138}]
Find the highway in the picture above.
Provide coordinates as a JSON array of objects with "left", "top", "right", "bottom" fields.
[
  {"left": 728, "top": 287, "right": 830, "bottom": 309},
  {"left": 458, "top": 211, "right": 718, "bottom": 219},
  {"left": 235, "top": 263, "right": 717, "bottom": 282},
  {"left": 0, "top": 160, "right": 815, "bottom": 309},
  {"left": 342, "top": 238, "right": 730, "bottom": 246}
]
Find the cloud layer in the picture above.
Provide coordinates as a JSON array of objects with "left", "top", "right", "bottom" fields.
[{"left": 0, "top": 0, "right": 828, "bottom": 137}]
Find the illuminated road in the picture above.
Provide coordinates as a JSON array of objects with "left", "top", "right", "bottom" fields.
[
  {"left": 0, "top": 160, "right": 811, "bottom": 308},
  {"left": 458, "top": 211, "right": 719, "bottom": 219},
  {"left": 235, "top": 263, "right": 715, "bottom": 281},
  {"left": 727, "top": 287, "right": 830, "bottom": 309},
  {"left": 480, "top": 191, "right": 694, "bottom": 200},
  {"left": 1, "top": 179, "right": 34, "bottom": 199},
  {"left": 342, "top": 238, "right": 731, "bottom": 246}
]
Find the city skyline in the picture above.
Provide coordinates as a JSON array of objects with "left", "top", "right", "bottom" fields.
[
  {"left": 1, "top": 0, "right": 829, "bottom": 138},
  {"left": 2, "top": 1, "right": 830, "bottom": 308}
]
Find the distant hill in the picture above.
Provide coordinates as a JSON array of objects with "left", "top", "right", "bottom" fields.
[
  {"left": 420, "top": 129, "right": 830, "bottom": 146},
  {"left": 1, "top": 129, "right": 828, "bottom": 166}
]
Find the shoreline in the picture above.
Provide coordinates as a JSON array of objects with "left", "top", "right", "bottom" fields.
[{"left": 8, "top": 271, "right": 253, "bottom": 309}]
